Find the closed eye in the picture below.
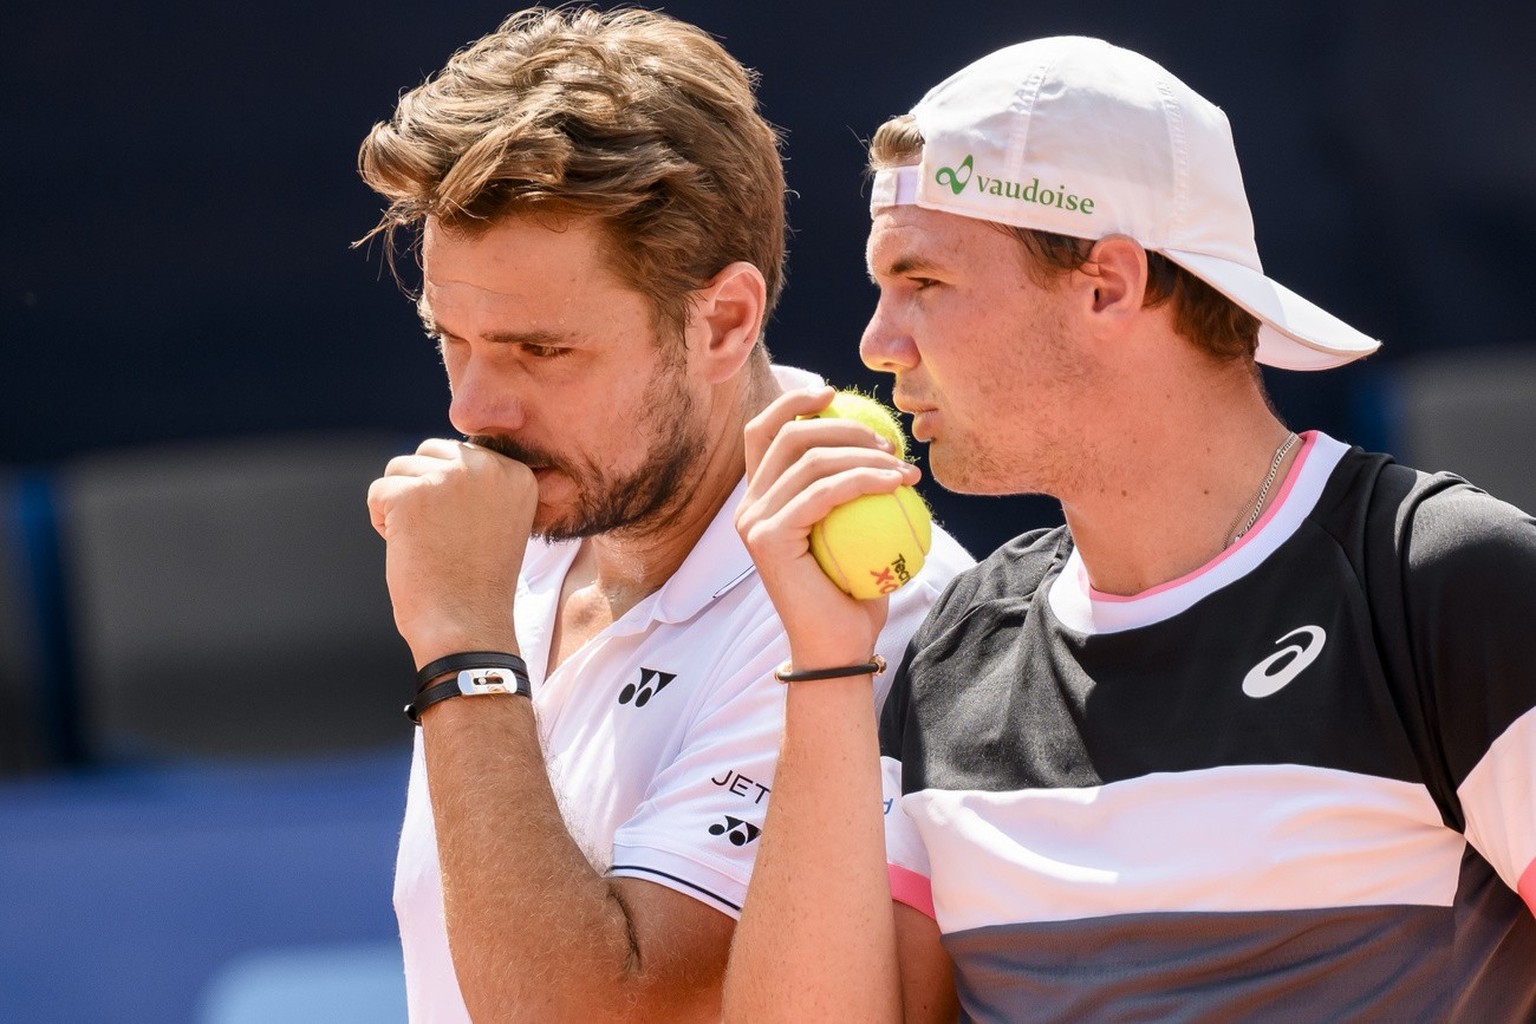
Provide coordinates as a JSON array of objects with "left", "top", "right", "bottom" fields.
[
  {"left": 520, "top": 342, "right": 571, "bottom": 359},
  {"left": 866, "top": 275, "right": 941, "bottom": 295},
  {"left": 424, "top": 329, "right": 570, "bottom": 360}
]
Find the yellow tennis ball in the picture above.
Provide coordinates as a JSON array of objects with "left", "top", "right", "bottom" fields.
[
  {"left": 803, "top": 391, "right": 932, "bottom": 600},
  {"left": 814, "top": 389, "right": 911, "bottom": 460}
]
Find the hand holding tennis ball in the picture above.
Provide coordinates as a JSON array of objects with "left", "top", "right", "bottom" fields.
[{"left": 803, "top": 391, "right": 932, "bottom": 600}]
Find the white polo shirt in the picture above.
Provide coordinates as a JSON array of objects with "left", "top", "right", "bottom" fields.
[{"left": 393, "top": 369, "right": 974, "bottom": 1022}]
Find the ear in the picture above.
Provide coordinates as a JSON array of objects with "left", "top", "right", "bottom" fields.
[
  {"left": 1076, "top": 235, "right": 1148, "bottom": 331},
  {"left": 686, "top": 261, "right": 767, "bottom": 385}
]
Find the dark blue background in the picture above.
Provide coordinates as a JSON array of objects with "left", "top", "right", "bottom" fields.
[
  {"left": 8, "top": 0, "right": 1534, "bottom": 557},
  {"left": 3, "top": 4, "right": 1535, "bottom": 1020}
]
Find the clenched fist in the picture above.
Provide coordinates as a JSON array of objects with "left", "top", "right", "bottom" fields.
[{"left": 368, "top": 438, "right": 538, "bottom": 667}]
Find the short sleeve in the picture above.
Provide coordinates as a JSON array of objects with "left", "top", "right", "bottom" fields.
[
  {"left": 874, "top": 525, "right": 975, "bottom": 711},
  {"left": 607, "top": 522, "right": 971, "bottom": 919},
  {"left": 1405, "top": 481, "right": 1536, "bottom": 911},
  {"left": 608, "top": 614, "right": 787, "bottom": 917},
  {"left": 877, "top": 564, "right": 980, "bottom": 923},
  {"left": 883, "top": 753, "right": 934, "bottom": 918}
]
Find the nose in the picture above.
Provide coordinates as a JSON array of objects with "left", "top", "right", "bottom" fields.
[
  {"left": 446, "top": 349, "right": 526, "bottom": 438},
  {"left": 859, "top": 297, "right": 918, "bottom": 375}
]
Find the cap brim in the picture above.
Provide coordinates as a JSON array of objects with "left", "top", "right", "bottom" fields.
[{"left": 1161, "top": 249, "right": 1381, "bottom": 371}]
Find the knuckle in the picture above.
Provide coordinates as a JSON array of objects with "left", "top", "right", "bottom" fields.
[
  {"left": 744, "top": 410, "right": 771, "bottom": 437},
  {"left": 742, "top": 520, "right": 771, "bottom": 552}
]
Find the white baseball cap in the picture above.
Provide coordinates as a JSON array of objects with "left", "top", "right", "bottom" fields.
[{"left": 870, "top": 36, "right": 1381, "bottom": 371}]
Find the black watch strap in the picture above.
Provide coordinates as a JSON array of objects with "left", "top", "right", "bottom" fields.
[
  {"left": 405, "top": 652, "right": 532, "bottom": 724},
  {"left": 415, "top": 652, "right": 527, "bottom": 689}
]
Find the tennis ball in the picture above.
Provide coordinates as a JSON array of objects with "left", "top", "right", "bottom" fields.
[{"left": 803, "top": 391, "right": 932, "bottom": 600}]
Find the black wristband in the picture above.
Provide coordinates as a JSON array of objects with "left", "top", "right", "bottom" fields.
[
  {"left": 416, "top": 652, "right": 528, "bottom": 692},
  {"left": 405, "top": 652, "right": 532, "bottom": 724},
  {"left": 773, "top": 655, "right": 886, "bottom": 683}
]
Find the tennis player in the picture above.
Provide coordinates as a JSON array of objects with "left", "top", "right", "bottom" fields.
[
  {"left": 729, "top": 36, "right": 1536, "bottom": 1021},
  {"left": 359, "top": 9, "right": 970, "bottom": 1021}
]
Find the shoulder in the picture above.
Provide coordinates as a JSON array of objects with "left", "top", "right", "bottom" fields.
[
  {"left": 1360, "top": 455, "right": 1536, "bottom": 694},
  {"left": 933, "top": 528, "right": 1069, "bottom": 617},
  {"left": 921, "top": 526, "right": 1070, "bottom": 631},
  {"left": 879, "top": 526, "right": 1066, "bottom": 752},
  {"left": 1313, "top": 445, "right": 1536, "bottom": 592},
  {"left": 1402, "top": 475, "right": 1536, "bottom": 575},
  {"left": 889, "top": 519, "right": 976, "bottom": 616},
  {"left": 1395, "top": 473, "right": 1536, "bottom": 694},
  {"left": 1357, "top": 460, "right": 1536, "bottom": 601},
  {"left": 1363, "top": 458, "right": 1536, "bottom": 801}
]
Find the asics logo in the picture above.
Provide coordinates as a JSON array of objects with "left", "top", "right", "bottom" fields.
[{"left": 1242, "top": 626, "right": 1327, "bottom": 698}]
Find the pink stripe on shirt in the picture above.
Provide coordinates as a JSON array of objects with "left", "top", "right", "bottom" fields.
[
  {"left": 1520, "top": 858, "right": 1536, "bottom": 916},
  {"left": 1089, "top": 431, "right": 1317, "bottom": 604},
  {"left": 889, "top": 863, "right": 935, "bottom": 919}
]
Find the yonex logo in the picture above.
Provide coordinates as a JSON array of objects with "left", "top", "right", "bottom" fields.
[
  {"left": 1242, "top": 626, "right": 1327, "bottom": 698},
  {"left": 618, "top": 667, "right": 676, "bottom": 707},
  {"left": 708, "top": 816, "right": 761, "bottom": 847}
]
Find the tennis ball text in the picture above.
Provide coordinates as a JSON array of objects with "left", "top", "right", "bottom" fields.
[{"left": 870, "top": 554, "right": 914, "bottom": 594}]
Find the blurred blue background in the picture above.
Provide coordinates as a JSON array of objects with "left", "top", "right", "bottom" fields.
[{"left": 3, "top": 1, "right": 1535, "bottom": 1020}]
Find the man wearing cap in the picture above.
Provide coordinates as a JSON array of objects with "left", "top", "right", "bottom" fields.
[{"left": 727, "top": 36, "right": 1536, "bottom": 1021}]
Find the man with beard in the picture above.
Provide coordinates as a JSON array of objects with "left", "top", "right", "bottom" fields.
[{"left": 358, "top": 9, "right": 970, "bottom": 1022}]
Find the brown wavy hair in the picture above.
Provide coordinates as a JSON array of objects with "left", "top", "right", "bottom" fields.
[
  {"left": 358, "top": 7, "right": 786, "bottom": 344},
  {"left": 869, "top": 114, "right": 1259, "bottom": 361}
]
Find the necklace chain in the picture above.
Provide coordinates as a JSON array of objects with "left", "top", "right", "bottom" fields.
[{"left": 1230, "top": 432, "right": 1298, "bottom": 545}]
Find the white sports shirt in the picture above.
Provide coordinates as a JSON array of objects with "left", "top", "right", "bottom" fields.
[{"left": 393, "top": 367, "right": 974, "bottom": 1021}]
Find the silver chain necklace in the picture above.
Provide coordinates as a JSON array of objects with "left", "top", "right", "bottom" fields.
[{"left": 1229, "top": 431, "right": 1298, "bottom": 546}]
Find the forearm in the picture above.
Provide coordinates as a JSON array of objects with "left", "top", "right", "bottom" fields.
[
  {"left": 422, "top": 696, "right": 703, "bottom": 1021},
  {"left": 725, "top": 672, "right": 902, "bottom": 1023},
  {"left": 727, "top": 387, "right": 942, "bottom": 1020}
]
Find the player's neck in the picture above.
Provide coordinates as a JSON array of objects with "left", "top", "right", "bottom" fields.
[
  {"left": 1061, "top": 376, "right": 1296, "bottom": 598},
  {"left": 547, "top": 438, "right": 743, "bottom": 672},
  {"left": 574, "top": 369, "right": 779, "bottom": 619}
]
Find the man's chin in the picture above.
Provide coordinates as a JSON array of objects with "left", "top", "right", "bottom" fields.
[
  {"left": 526, "top": 476, "right": 583, "bottom": 540},
  {"left": 532, "top": 495, "right": 680, "bottom": 544},
  {"left": 928, "top": 447, "right": 1000, "bottom": 497},
  {"left": 530, "top": 509, "right": 581, "bottom": 543},
  {"left": 530, "top": 502, "right": 615, "bottom": 543}
]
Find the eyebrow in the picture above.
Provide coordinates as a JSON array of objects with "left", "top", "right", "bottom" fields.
[
  {"left": 417, "top": 303, "right": 567, "bottom": 347},
  {"left": 868, "top": 253, "right": 943, "bottom": 283},
  {"left": 481, "top": 328, "right": 568, "bottom": 346}
]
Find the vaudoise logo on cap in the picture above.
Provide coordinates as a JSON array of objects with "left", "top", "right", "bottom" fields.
[{"left": 936, "top": 154, "right": 1096, "bottom": 215}]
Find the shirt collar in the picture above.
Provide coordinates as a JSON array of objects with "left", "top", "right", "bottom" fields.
[
  {"left": 647, "top": 365, "right": 824, "bottom": 624},
  {"left": 523, "top": 364, "right": 824, "bottom": 632}
]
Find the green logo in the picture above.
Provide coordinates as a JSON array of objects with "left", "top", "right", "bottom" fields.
[
  {"left": 935, "top": 154, "right": 973, "bottom": 195},
  {"left": 934, "top": 152, "right": 1096, "bottom": 216}
]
